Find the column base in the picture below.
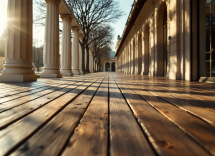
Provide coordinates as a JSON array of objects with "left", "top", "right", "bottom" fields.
[
  {"left": 62, "top": 73, "right": 73, "bottom": 76},
  {"left": 60, "top": 70, "right": 73, "bottom": 76},
  {"left": 199, "top": 77, "right": 215, "bottom": 83},
  {"left": 72, "top": 69, "right": 80, "bottom": 75},
  {"left": 0, "top": 74, "right": 37, "bottom": 82},
  {"left": 79, "top": 70, "right": 83, "bottom": 75},
  {"left": 40, "top": 73, "right": 62, "bottom": 78}
]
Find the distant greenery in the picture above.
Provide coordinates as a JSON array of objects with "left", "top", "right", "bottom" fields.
[
  {"left": 36, "top": 74, "right": 40, "bottom": 78},
  {"left": 0, "top": 50, "right": 4, "bottom": 57}
]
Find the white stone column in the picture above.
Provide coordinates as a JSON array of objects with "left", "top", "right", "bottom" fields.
[
  {"left": 128, "top": 45, "right": 130, "bottom": 73},
  {"left": 60, "top": 15, "right": 73, "bottom": 76},
  {"left": 135, "top": 34, "right": 139, "bottom": 74},
  {"left": 89, "top": 49, "right": 91, "bottom": 72},
  {"left": 0, "top": 0, "right": 37, "bottom": 82},
  {"left": 94, "top": 60, "right": 96, "bottom": 72},
  {"left": 71, "top": 27, "right": 80, "bottom": 75},
  {"left": 41, "top": 0, "right": 62, "bottom": 78},
  {"left": 130, "top": 39, "right": 134, "bottom": 74},
  {"left": 79, "top": 34, "right": 84, "bottom": 75},
  {"left": 85, "top": 48, "right": 87, "bottom": 71},
  {"left": 89, "top": 48, "right": 93, "bottom": 72},
  {"left": 89, "top": 52, "right": 91, "bottom": 72}
]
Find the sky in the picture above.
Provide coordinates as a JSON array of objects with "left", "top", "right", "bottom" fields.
[{"left": 0, "top": 0, "right": 134, "bottom": 51}]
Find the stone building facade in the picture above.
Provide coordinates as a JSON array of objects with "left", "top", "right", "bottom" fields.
[
  {"left": 115, "top": 0, "right": 214, "bottom": 82},
  {"left": 103, "top": 51, "right": 116, "bottom": 72}
]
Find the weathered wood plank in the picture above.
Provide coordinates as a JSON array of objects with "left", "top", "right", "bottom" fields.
[
  {"left": 0, "top": 83, "right": 52, "bottom": 98},
  {"left": 109, "top": 77, "right": 155, "bottom": 156},
  {"left": 136, "top": 84, "right": 215, "bottom": 127},
  {"left": 159, "top": 86, "right": 215, "bottom": 112},
  {"left": 11, "top": 76, "right": 105, "bottom": 156},
  {"left": 0, "top": 84, "right": 67, "bottom": 111},
  {"left": 126, "top": 81, "right": 215, "bottom": 156},
  {"left": 114, "top": 78, "right": 210, "bottom": 156},
  {"left": 0, "top": 76, "right": 102, "bottom": 155},
  {"left": 62, "top": 76, "right": 109, "bottom": 156},
  {"left": 0, "top": 76, "right": 97, "bottom": 129}
]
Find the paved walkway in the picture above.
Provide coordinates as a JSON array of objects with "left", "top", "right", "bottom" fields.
[{"left": 0, "top": 72, "right": 215, "bottom": 156}]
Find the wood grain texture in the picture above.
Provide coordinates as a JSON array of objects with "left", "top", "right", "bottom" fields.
[
  {"left": 0, "top": 77, "right": 98, "bottom": 155},
  {"left": 114, "top": 78, "right": 210, "bottom": 156},
  {"left": 0, "top": 72, "right": 214, "bottom": 156},
  {"left": 11, "top": 76, "right": 105, "bottom": 156},
  {"left": 62, "top": 77, "right": 109, "bottom": 156},
  {"left": 109, "top": 77, "right": 155, "bottom": 156},
  {"left": 127, "top": 82, "right": 215, "bottom": 156}
]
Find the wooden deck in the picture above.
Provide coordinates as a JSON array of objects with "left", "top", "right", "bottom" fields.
[{"left": 0, "top": 72, "right": 215, "bottom": 156}]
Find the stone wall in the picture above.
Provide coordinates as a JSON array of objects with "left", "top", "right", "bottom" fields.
[{"left": 115, "top": 0, "right": 195, "bottom": 81}]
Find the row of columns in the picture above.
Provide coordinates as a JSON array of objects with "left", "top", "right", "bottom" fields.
[
  {"left": 116, "top": 0, "right": 193, "bottom": 81},
  {"left": 0, "top": 0, "right": 94, "bottom": 82}
]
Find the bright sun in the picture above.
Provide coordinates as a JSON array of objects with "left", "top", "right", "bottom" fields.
[{"left": 0, "top": 0, "right": 8, "bottom": 36}]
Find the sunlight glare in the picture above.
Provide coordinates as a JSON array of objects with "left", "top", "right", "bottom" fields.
[{"left": 0, "top": 0, "right": 8, "bottom": 36}]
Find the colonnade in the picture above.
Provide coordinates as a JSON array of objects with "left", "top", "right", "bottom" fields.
[
  {"left": 116, "top": 0, "right": 193, "bottom": 81},
  {"left": 0, "top": 0, "right": 94, "bottom": 82}
]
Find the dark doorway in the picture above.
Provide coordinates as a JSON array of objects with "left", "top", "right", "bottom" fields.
[
  {"left": 163, "top": 8, "right": 167, "bottom": 76},
  {"left": 105, "top": 62, "right": 110, "bottom": 71},
  {"left": 205, "top": 0, "right": 215, "bottom": 77},
  {"left": 111, "top": 62, "right": 115, "bottom": 72}
]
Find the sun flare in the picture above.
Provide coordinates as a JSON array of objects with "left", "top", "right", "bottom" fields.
[{"left": 0, "top": 0, "right": 8, "bottom": 36}]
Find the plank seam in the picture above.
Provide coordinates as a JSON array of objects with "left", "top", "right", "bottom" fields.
[
  {"left": 57, "top": 75, "right": 107, "bottom": 156},
  {"left": 4, "top": 77, "right": 103, "bottom": 155},
  {"left": 112, "top": 76, "right": 161, "bottom": 156}
]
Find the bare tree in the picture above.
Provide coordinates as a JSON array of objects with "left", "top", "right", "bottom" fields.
[
  {"left": 91, "top": 25, "right": 113, "bottom": 71},
  {"left": 33, "top": 39, "right": 44, "bottom": 73},
  {"left": 34, "top": 0, "right": 124, "bottom": 73},
  {"left": 98, "top": 46, "right": 111, "bottom": 71}
]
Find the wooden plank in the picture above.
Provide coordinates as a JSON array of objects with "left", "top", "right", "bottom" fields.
[
  {"left": 159, "top": 86, "right": 215, "bottom": 112},
  {"left": 162, "top": 85, "right": 215, "bottom": 101},
  {"left": 135, "top": 83, "right": 215, "bottom": 127},
  {"left": 0, "top": 83, "right": 74, "bottom": 112},
  {"left": 0, "top": 76, "right": 96, "bottom": 129},
  {"left": 62, "top": 76, "right": 109, "bottom": 156},
  {"left": 0, "top": 76, "right": 92, "bottom": 110},
  {"left": 113, "top": 78, "right": 210, "bottom": 156},
  {"left": 109, "top": 77, "right": 155, "bottom": 156},
  {"left": 0, "top": 75, "right": 104, "bottom": 155},
  {"left": 11, "top": 76, "right": 105, "bottom": 156},
  {"left": 0, "top": 83, "right": 53, "bottom": 98},
  {"left": 126, "top": 81, "right": 215, "bottom": 156},
  {"left": 0, "top": 83, "right": 64, "bottom": 105}
]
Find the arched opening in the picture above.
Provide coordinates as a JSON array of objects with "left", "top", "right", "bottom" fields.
[
  {"left": 143, "top": 23, "right": 149, "bottom": 75},
  {"left": 138, "top": 33, "right": 142, "bottom": 74},
  {"left": 111, "top": 62, "right": 115, "bottom": 72},
  {"left": 105, "top": 62, "right": 110, "bottom": 71},
  {"left": 157, "top": 2, "right": 167, "bottom": 76}
]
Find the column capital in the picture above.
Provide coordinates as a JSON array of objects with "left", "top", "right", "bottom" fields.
[
  {"left": 45, "top": 0, "right": 61, "bottom": 4},
  {"left": 60, "top": 14, "right": 72, "bottom": 22},
  {"left": 71, "top": 26, "right": 80, "bottom": 32}
]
